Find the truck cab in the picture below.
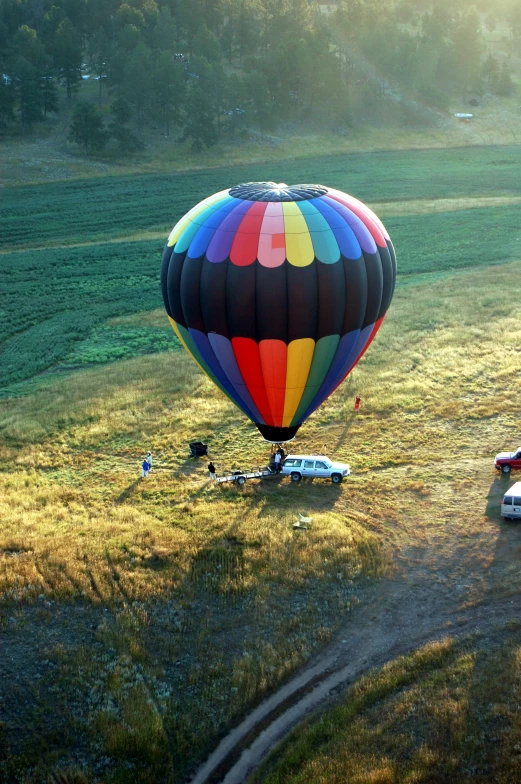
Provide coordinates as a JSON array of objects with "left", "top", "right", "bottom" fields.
[{"left": 495, "top": 448, "right": 521, "bottom": 474}]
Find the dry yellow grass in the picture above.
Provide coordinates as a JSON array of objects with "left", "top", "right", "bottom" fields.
[
  {"left": 373, "top": 195, "right": 521, "bottom": 217},
  {"left": 1, "top": 260, "right": 521, "bottom": 606}
]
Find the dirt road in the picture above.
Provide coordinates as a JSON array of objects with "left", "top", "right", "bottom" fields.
[{"left": 190, "top": 467, "right": 521, "bottom": 784}]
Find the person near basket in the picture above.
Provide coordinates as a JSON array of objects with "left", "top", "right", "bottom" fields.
[{"left": 208, "top": 461, "right": 216, "bottom": 479}]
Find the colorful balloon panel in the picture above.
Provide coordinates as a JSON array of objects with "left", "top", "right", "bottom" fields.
[{"left": 161, "top": 182, "right": 396, "bottom": 442}]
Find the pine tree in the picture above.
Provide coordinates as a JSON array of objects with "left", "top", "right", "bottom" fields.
[
  {"left": 0, "top": 77, "right": 16, "bottom": 129},
  {"left": 108, "top": 96, "right": 143, "bottom": 152},
  {"left": 183, "top": 83, "right": 218, "bottom": 150},
  {"left": 151, "top": 7, "right": 177, "bottom": 52},
  {"left": 244, "top": 70, "right": 273, "bottom": 137},
  {"left": 493, "top": 62, "right": 514, "bottom": 96},
  {"left": 88, "top": 28, "right": 110, "bottom": 105},
  {"left": 449, "top": 7, "right": 483, "bottom": 94},
  {"left": 152, "top": 52, "right": 185, "bottom": 136},
  {"left": 178, "top": 0, "right": 202, "bottom": 56},
  {"left": 193, "top": 24, "right": 222, "bottom": 63},
  {"left": 12, "top": 56, "right": 43, "bottom": 133},
  {"left": 123, "top": 42, "right": 152, "bottom": 139},
  {"left": 68, "top": 100, "right": 108, "bottom": 154},
  {"left": 40, "top": 64, "right": 59, "bottom": 117},
  {"left": 53, "top": 19, "right": 82, "bottom": 101}
]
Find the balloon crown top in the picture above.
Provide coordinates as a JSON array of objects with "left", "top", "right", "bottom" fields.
[{"left": 229, "top": 182, "right": 328, "bottom": 202}]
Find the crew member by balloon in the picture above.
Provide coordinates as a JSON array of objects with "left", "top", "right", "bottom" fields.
[{"left": 161, "top": 182, "right": 396, "bottom": 442}]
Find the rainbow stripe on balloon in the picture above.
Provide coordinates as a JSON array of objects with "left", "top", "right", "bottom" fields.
[{"left": 161, "top": 182, "right": 396, "bottom": 442}]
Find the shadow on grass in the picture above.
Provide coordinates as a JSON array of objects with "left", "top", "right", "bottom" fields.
[
  {"left": 247, "top": 479, "right": 343, "bottom": 517},
  {"left": 181, "top": 479, "right": 219, "bottom": 505},
  {"left": 457, "top": 626, "right": 521, "bottom": 780},
  {"left": 485, "top": 474, "right": 512, "bottom": 522},
  {"left": 116, "top": 478, "right": 141, "bottom": 504},
  {"left": 484, "top": 476, "right": 521, "bottom": 600},
  {"left": 334, "top": 409, "right": 360, "bottom": 450}
]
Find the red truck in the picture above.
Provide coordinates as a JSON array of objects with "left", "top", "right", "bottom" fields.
[{"left": 495, "top": 448, "right": 521, "bottom": 474}]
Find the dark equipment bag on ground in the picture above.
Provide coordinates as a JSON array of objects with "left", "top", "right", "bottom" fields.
[{"left": 189, "top": 441, "right": 208, "bottom": 457}]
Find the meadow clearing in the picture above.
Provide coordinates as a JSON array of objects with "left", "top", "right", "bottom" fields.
[{"left": 1, "top": 145, "right": 521, "bottom": 783}]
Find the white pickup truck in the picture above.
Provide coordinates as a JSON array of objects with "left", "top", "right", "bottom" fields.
[{"left": 280, "top": 455, "right": 350, "bottom": 484}]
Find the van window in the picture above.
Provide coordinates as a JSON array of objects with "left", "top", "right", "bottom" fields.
[
  {"left": 514, "top": 497, "right": 521, "bottom": 506},
  {"left": 304, "top": 460, "right": 314, "bottom": 469},
  {"left": 503, "top": 496, "right": 513, "bottom": 505},
  {"left": 284, "top": 459, "right": 301, "bottom": 467},
  {"left": 315, "top": 461, "right": 328, "bottom": 470}
]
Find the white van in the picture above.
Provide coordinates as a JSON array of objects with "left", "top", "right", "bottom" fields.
[{"left": 501, "top": 482, "right": 521, "bottom": 520}]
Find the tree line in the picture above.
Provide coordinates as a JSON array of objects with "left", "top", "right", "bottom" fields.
[
  {"left": 334, "top": 0, "right": 515, "bottom": 110},
  {"left": 0, "top": 0, "right": 518, "bottom": 153}
]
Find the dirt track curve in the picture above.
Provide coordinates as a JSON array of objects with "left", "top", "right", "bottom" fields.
[{"left": 190, "top": 468, "right": 521, "bottom": 784}]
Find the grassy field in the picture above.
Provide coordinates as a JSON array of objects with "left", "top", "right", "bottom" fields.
[
  {"left": 2, "top": 145, "right": 521, "bottom": 395},
  {"left": 4, "top": 145, "right": 521, "bottom": 249},
  {"left": 1, "top": 145, "right": 521, "bottom": 782},
  {"left": 252, "top": 623, "right": 521, "bottom": 784}
]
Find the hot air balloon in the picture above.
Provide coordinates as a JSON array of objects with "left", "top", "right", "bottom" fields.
[{"left": 161, "top": 182, "right": 396, "bottom": 443}]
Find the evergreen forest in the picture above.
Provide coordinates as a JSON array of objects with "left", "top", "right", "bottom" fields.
[{"left": 0, "top": 0, "right": 519, "bottom": 153}]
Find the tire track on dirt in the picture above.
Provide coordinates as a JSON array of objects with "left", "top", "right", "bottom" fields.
[{"left": 190, "top": 580, "right": 521, "bottom": 784}]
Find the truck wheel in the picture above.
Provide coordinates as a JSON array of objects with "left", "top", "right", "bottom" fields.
[
  {"left": 331, "top": 473, "right": 342, "bottom": 484},
  {"left": 236, "top": 475, "right": 246, "bottom": 486},
  {"left": 502, "top": 464, "right": 512, "bottom": 474},
  {"left": 291, "top": 472, "right": 301, "bottom": 483}
]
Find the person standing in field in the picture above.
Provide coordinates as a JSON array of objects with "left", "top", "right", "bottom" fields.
[
  {"left": 273, "top": 451, "right": 282, "bottom": 473},
  {"left": 147, "top": 451, "right": 153, "bottom": 470},
  {"left": 354, "top": 394, "right": 361, "bottom": 411},
  {"left": 208, "top": 461, "right": 216, "bottom": 479},
  {"left": 141, "top": 458, "right": 150, "bottom": 478}
]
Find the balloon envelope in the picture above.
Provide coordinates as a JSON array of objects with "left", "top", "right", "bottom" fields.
[{"left": 161, "top": 182, "right": 396, "bottom": 442}]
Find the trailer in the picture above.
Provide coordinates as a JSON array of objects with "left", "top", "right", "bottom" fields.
[{"left": 215, "top": 467, "right": 277, "bottom": 485}]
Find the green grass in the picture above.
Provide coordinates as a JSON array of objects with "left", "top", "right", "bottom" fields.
[
  {"left": 2, "top": 145, "right": 521, "bottom": 394},
  {"left": 252, "top": 626, "right": 521, "bottom": 784},
  {"left": 0, "top": 240, "right": 178, "bottom": 390},
  {"left": 3, "top": 146, "right": 521, "bottom": 251},
  {"left": 2, "top": 202, "right": 520, "bottom": 390}
]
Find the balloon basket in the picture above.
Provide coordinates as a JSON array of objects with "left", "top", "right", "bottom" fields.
[{"left": 256, "top": 424, "right": 300, "bottom": 443}]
